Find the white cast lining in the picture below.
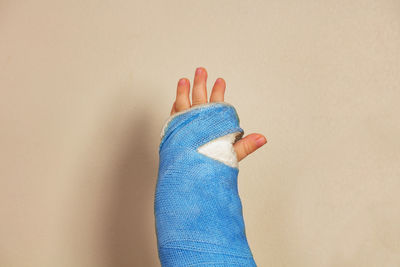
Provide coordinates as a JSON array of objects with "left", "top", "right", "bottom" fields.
[{"left": 197, "top": 132, "right": 241, "bottom": 168}]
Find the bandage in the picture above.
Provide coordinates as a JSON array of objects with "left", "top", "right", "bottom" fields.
[{"left": 155, "top": 102, "right": 256, "bottom": 266}]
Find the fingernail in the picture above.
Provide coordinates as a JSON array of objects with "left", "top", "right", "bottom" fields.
[
  {"left": 178, "top": 78, "right": 186, "bottom": 85},
  {"left": 255, "top": 135, "right": 266, "bottom": 147},
  {"left": 196, "top": 67, "right": 203, "bottom": 75}
]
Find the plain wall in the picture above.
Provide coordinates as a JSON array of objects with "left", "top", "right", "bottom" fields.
[{"left": 1, "top": 0, "right": 399, "bottom": 266}]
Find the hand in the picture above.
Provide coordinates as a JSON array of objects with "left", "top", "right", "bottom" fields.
[{"left": 170, "top": 67, "right": 267, "bottom": 161}]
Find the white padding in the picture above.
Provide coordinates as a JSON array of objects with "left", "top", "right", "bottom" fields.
[{"left": 197, "top": 132, "right": 240, "bottom": 168}]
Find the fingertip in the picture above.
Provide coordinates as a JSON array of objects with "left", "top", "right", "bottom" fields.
[
  {"left": 176, "top": 77, "right": 191, "bottom": 111},
  {"left": 178, "top": 77, "right": 190, "bottom": 86},
  {"left": 215, "top": 78, "right": 226, "bottom": 91},
  {"left": 254, "top": 134, "right": 267, "bottom": 147},
  {"left": 216, "top": 77, "right": 225, "bottom": 85},
  {"left": 178, "top": 78, "right": 186, "bottom": 85},
  {"left": 177, "top": 78, "right": 190, "bottom": 93},
  {"left": 196, "top": 67, "right": 207, "bottom": 77}
]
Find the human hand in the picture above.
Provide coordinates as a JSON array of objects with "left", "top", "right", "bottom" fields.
[{"left": 170, "top": 67, "right": 267, "bottom": 161}]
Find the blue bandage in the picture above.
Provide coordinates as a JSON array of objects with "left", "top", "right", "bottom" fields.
[{"left": 155, "top": 102, "right": 256, "bottom": 266}]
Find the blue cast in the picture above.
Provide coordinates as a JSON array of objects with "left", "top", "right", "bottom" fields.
[{"left": 155, "top": 102, "right": 256, "bottom": 266}]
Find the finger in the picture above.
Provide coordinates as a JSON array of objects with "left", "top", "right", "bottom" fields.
[
  {"left": 192, "top": 67, "right": 208, "bottom": 106},
  {"left": 210, "top": 78, "right": 226, "bottom": 102},
  {"left": 170, "top": 101, "right": 176, "bottom": 115},
  {"left": 175, "top": 78, "right": 191, "bottom": 112},
  {"left": 234, "top": 133, "right": 267, "bottom": 162}
]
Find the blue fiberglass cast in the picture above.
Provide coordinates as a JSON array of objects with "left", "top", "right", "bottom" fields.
[{"left": 155, "top": 102, "right": 256, "bottom": 266}]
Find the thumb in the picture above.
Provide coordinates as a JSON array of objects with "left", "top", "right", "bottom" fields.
[{"left": 234, "top": 133, "right": 267, "bottom": 162}]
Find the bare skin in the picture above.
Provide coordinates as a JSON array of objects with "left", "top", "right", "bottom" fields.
[{"left": 170, "top": 67, "right": 267, "bottom": 161}]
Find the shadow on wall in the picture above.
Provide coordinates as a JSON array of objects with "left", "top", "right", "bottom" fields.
[
  {"left": 68, "top": 89, "right": 162, "bottom": 266},
  {"left": 102, "top": 110, "right": 160, "bottom": 267}
]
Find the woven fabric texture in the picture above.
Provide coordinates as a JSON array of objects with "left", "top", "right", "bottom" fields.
[{"left": 155, "top": 102, "right": 256, "bottom": 266}]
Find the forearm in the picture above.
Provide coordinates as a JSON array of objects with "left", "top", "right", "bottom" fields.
[{"left": 154, "top": 102, "right": 256, "bottom": 266}]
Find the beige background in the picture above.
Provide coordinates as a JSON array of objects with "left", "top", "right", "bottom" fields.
[{"left": 1, "top": 0, "right": 400, "bottom": 266}]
